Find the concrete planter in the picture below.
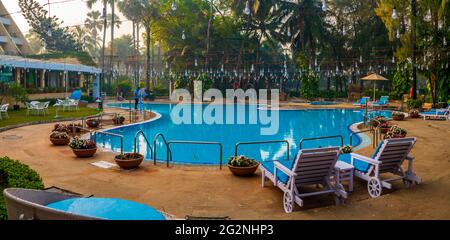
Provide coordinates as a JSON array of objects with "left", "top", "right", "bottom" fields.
[
  {"left": 50, "top": 137, "right": 70, "bottom": 146},
  {"left": 228, "top": 163, "right": 260, "bottom": 177},
  {"left": 71, "top": 147, "right": 97, "bottom": 158},
  {"left": 114, "top": 153, "right": 144, "bottom": 169}
]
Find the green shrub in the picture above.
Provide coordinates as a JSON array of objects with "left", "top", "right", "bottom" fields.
[
  {"left": 0, "top": 156, "right": 44, "bottom": 220},
  {"left": 407, "top": 99, "right": 424, "bottom": 110}
]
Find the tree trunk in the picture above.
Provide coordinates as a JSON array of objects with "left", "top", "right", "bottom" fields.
[
  {"left": 101, "top": 0, "right": 107, "bottom": 93},
  {"left": 132, "top": 21, "right": 137, "bottom": 89},
  {"left": 136, "top": 22, "right": 141, "bottom": 87},
  {"left": 146, "top": 24, "right": 151, "bottom": 91},
  {"left": 109, "top": 0, "right": 115, "bottom": 87}
]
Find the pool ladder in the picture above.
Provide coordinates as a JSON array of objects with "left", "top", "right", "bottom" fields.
[
  {"left": 153, "top": 133, "right": 173, "bottom": 167},
  {"left": 134, "top": 130, "right": 154, "bottom": 160}
]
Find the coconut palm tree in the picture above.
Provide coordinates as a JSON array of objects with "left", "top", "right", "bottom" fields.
[
  {"left": 141, "top": 0, "right": 161, "bottom": 90},
  {"left": 118, "top": 0, "right": 145, "bottom": 88},
  {"left": 86, "top": 0, "right": 118, "bottom": 87}
]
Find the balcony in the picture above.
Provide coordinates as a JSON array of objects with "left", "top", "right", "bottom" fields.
[
  {"left": 0, "top": 17, "right": 11, "bottom": 25},
  {"left": 0, "top": 36, "right": 7, "bottom": 43},
  {"left": 11, "top": 37, "right": 23, "bottom": 45}
]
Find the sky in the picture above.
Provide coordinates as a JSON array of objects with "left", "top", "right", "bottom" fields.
[{"left": 3, "top": 0, "right": 132, "bottom": 42}]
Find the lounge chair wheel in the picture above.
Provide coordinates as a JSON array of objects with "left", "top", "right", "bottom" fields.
[
  {"left": 283, "top": 192, "right": 294, "bottom": 213},
  {"left": 367, "top": 177, "right": 382, "bottom": 198}
]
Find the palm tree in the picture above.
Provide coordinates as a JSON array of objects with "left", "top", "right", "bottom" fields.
[
  {"left": 141, "top": 0, "right": 161, "bottom": 90},
  {"left": 273, "top": 0, "right": 327, "bottom": 63},
  {"left": 118, "top": 0, "right": 145, "bottom": 88},
  {"left": 84, "top": 11, "right": 103, "bottom": 59},
  {"left": 86, "top": 0, "right": 118, "bottom": 87}
]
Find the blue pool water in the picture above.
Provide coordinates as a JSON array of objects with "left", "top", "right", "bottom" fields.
[
  {"left": 46, "top": 198, "right": 165, "bottom": 220},
  {"left": 310, "top": 101, "right": 338, "bottom": 105},
  {"left": 96, "top": 103, "right": 392, "bottom": 165}
]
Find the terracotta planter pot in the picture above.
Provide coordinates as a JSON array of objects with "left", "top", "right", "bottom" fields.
[
  {"left": 113, "top": 117, "right": 125, "bottom": 125},
  {"left": 71, "top": 147, "right": 97, "bottom": 158},
  {"left": 50, "top": 137, "right": 70, "bottom": 146},
  {"left": 114, "top": 154, "right": 144, "bottom": 169},
  {"left": 86, "top": 119, "right": 99, "bottom": 128},
  {"left": 393, "top": 115, "right": 405, "bottom": 121},
  {"left": 228, "top": 163, "right": 260, "bottom": 177},
  {"left": 380, "top": 127, "right": 390, "bottom": 134}
]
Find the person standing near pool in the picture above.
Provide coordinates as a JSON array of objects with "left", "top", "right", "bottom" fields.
[{"left": 134, "top": 88, "right": 140, "bottom": 110}]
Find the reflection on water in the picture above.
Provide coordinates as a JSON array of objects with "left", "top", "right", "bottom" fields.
[{"left": 96, "top": 103, "right": 392, "bottom": 165}]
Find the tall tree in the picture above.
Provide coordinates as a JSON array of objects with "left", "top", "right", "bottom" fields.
[{"left": 19, "top": 0, "right": 82, "bottom": 52}]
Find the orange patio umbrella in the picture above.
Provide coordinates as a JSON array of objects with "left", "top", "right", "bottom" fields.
[{"left": 361, "top": 73, "right": 388, "bottom": 100}]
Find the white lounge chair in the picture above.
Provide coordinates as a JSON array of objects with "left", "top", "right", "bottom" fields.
[
  {"left": 260, "top": 147, "right": 347, "bottom": 213},
  {"left": 347, "top": 137, "right": 421, "bottom": 198},
  {"left": 34, "top": 102, "right": 50, "bottom": 116},
  {"left": 420, "top": 105, "right": 450, "bottom": 120},
  {"left": 25, "top": 102, "right": 37, "bottom": 116},
  {"left": 68, "top": 99, "right": 79, "bottom": 111},
  {"left": 0, "top": 104, "right": 9, "bottom": 120}
]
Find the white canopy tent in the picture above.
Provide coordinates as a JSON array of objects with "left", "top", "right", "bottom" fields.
[
  {"left": 0, "top": 55, "right": 102, "bottom": 99},
  {"left": 0, "top": 55, "right": 101, "bottom": 74}
]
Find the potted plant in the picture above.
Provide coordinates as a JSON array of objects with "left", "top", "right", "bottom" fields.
[
  {"left": 378, "top": 121, "right": 391, "bottom": 134},
  {"left": 86, "top": 118, "right": 100, "bottom": 128},
  {"left": 69, "top": 137, "right": 97, "bottom": 158},
  {"left": 53, "top": 123, "right": 69, "bottom": 133},
  {"left": 339, "top": 145, "right": 353, "bottom": 163},
  {"left": 392, "top": 111, "right": 405, "bottom": 121},
  {"left": 371, "top": 116, "right": 386, "bottom": 128},
  {"left": 8, "top": 84, "right": 28, "bottom": 110},
  {"left": 384, "top": 126, "right": 408, "bottom": 139},
  {"left": 113, "top": 115, "right": 125, "bottom": 125},
  {"left": 114, "top": 153, "right": 144, "bottom": 169},
  {"left": 49, "top": 131, "right": 70, "bottom": 146},
  {"left": 227, "top": 155, "right": 260, "bottom": 177},
  {"left": 409, "top": 109, "right": 420, "bottom": 118}
]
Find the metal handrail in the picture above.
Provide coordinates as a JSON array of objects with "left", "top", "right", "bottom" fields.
[
  {"left": 93, "top": 131, "right": 124, "bottom": 154},
  {"left": 153, "top": 133, "right": 173, "bottom": 166},
  {"left": 350, "top": 129, "right": 377, "bottom": 148},
  {"left": 133, "top": 130, "right": 154, "bottom": 160},
  {"left": 167, "top": 140, "right": 223, "bottom": 169},
  {"left": 234, "top": 140, "right": 290, "bottom": 161},
  {"left": 299, "top": 135, "right": 344, "bottom": 149},
  {"left": 99, "top": 112, "right": 118, "bottom": 128}
]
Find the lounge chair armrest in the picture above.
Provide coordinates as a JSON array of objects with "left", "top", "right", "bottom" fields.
[
  {"left": 350, "top": 153, "right": 380, "bottom": 165},
  {"left": 274, "top": 162, "right": 297, "bottom": 177},
  {"left": 406, "top": 154, "right": 414, "bottom": 161}
]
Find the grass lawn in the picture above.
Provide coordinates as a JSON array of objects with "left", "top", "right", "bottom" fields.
[{"left": 0, "top": 106, "right": 101, "bottom": 128}]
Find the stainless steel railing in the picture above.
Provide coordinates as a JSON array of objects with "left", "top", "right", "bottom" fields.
[
  {"left": 234, "top": 140, "right": 290, "bottom": 161},
  {"left": 92, "top": 131, "right": 124, "bottom": 154},
  {"left": 167, "top": 140, "right": 223, "bottom": 169},
  {"left": 133, "top": 130, "right": 154, "bottom": 160},
  {"left": 153, "top": 133, "right": 173, "bottom": 166},
  {"left": 299, "top": 135, "right": 344, "bottom": 149}
]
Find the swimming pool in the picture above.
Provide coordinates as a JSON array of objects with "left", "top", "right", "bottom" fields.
[
  {"left": 96, "top": 103, "right": 392, "bottom": 165},
  {"left": 309, "top": 101, "right": 338, "bottom": 105}
]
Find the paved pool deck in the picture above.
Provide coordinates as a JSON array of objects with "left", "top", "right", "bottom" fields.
[{"left": 1, "top": 102, "right": 449, "bottom": 219}]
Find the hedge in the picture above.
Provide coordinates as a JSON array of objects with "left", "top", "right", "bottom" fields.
[{"left": 0, "top": 156, "right": 44, "bottom": 220}]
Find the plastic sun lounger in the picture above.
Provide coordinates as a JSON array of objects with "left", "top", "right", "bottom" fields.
[
  {"left": 420, "top": 106, "right": 450, "bottom": 120},
  {"left": 353, "top": 97, "right": 370, "bottom": 106},
  {"left": 0, "top": 104, "right": 9, "bottom": 120},
  {"left": 370, "top": 96, "right": 389, "bottom": 107},
  {"left": 260, "top": 147, "right": 347, "bottom": 213},
  {"left": 342, "top": 137, "right": 421, "bottom": 198}
]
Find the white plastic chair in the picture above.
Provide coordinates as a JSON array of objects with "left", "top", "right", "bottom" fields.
[{"left": 0, "top": 104, "right": 9, "bottom": 120}]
